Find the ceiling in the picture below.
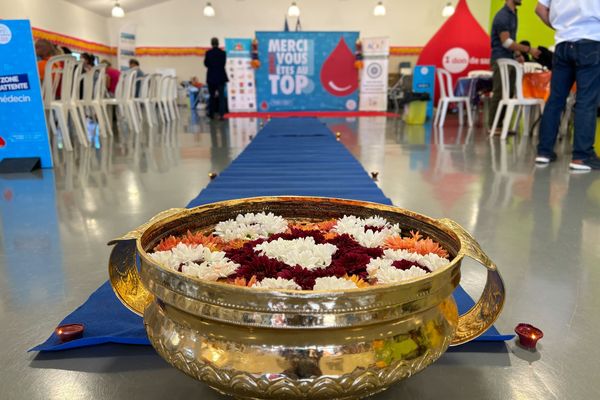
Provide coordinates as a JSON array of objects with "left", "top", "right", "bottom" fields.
[{"left": 64, "top": 0, "right": 172, "bottom": 17}]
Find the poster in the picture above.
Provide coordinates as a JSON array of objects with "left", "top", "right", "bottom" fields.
[
  {"left": 359, "top": 37, "right": 389, "bottom": 111},
  {"left": 255, "top": 31, "right": 359, "bottom": 111},
  {"left": 0, "top": 20, "right": 52, "bottom": 168},
  {"left": 225, "top": 38, "right": 257, "bottom": 112},
  {"left": 118, "top": 24, "right": 136, "bottom": 72}
]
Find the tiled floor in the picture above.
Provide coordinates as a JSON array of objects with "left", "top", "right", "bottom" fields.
[{"left": 1, "top": 110, "right": 599, "bottom": 399}]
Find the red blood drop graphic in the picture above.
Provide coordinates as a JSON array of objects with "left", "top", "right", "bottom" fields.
[
  {"left": 320, "top": 38, "right": 359, "bottom": 97},
  {"left": 417, "top": 0, "right": 491, "bottom": 102},
  {"left": 0, "top": 136, "right": 5, "bottom": 148}
]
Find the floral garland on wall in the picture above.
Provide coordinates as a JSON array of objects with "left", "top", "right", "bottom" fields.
[{"left": 149, "top": 212, "right": 450, "bottom": 291}]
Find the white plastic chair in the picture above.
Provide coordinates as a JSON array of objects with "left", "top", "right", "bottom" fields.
[
  {"left": 169, "top": 77, "right": 181, "bottom": 120},
  {"left": 42, "top": 55, "right": 89, "bottom": 150},
  {"left": 148, "top": 74, "right": 164, "bottom": 124},
  {"left": 523, "top": 62, "right": 544, "bottom": 73},
  {"left": 134, "top": 75, "right": 155, "bottom": 126},
  {"left": 158, "top": 75, "right": 173, "bottom": 122},
  {"left": 434, "top": 68, "right": 473, "bottom": 127},
  {"left": 77, "top": 65, "right": 113, "bottom": 138},
  {"left": 489, "top": 59, "right": 545, "bottom": 139},
  {"left": 103, "top": 69, "right": 141, "bottom": 134},
  {"left": 468, "top": 70, "right": 493, "bottom": 78}
]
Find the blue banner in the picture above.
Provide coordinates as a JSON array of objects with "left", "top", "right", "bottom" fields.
[
  {"left": 0, "top": 20, "right": 52, "bottom": 167},
  {"left": 412, "top": 65, "right": 436, "bottom": 119},
  {"left": 225, "top": 38, "right": 252, "bottom": 58},
  {"left": 255, "top": 31, "right": 359, "bottom": 111}
]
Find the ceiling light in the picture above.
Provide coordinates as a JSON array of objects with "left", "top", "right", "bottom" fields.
[
  {"left": 288, "top": 2, "right": 300, "bottom": 17},
  {"left": 442, "top": 2, "right": 455, "bottom": 18},
  {"left": 111, "top": 1, "right": 125, "bottom": 18},
  {"left": 204, "top": 2, "right": 216, "bottom": 17},
  {"left": 373, "top": 1, "right": 386, "bottom": 17}
]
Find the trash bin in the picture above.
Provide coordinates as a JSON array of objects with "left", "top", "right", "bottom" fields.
[{"left": 403, "top": 92, "right": 430, "bottom": 125}]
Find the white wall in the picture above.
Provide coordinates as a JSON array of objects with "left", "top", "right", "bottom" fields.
[
  {"left": 108, "top": 0, "right": 490, "bottom": 79},
  {"left": 0, "top": 0, "right": 110, "bottom": 44},
  {"left": 109, "top": 0, "right": 490, "bottom": 47}
]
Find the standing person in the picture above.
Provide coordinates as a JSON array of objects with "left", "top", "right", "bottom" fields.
[
  {"left": 489, "top": 0, "right": 541, "bottom": 131},
  {"left": 129, "top": 59, "right": 144, "bottom": 97},
  {"left": 535, "top": 0, "right": 600, "bottom": 171},
  {"left": 101, "top": 60, "right": 121, "bottom": 97},
  {"left": 35, "top": 39, "right": 57, "bottom": 82},
  {"left": 204, "top": 37, "right": 228, "bottom": 120}
]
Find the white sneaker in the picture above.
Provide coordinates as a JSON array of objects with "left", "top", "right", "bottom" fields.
[
  {"left": 535, "top": 156, "right": 551, "bottom": 164},
  {"left": 569, "top": 161, "right": 592, "bottom": 172}
]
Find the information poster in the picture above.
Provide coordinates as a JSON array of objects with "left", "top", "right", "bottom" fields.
[
  {"left": 118, "top": 24, "right": 136, "bottom": 71},
  {"left": 225, "top": 38, "right": 257, "bottom": 112},
  {"left": 0, "top": 20, "right": 52, "bottom": 168},
  {"left": 359, "top": 37, "right": 389, "bottom": 111},
  {"left": 255, "top": 31, "right": 359, "bottom": 111}
]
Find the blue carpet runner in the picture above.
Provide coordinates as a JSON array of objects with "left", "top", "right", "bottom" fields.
[{"left": 32, "top": 118, "right": 512, "bottom": 351}]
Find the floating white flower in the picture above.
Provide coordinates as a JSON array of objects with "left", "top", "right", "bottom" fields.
[
  {"left": 333, "top": 215, "right": 401, "bottom": 248},
  {"left": 150, "top": 242, "right": 239, "bottom": 280},
  {"left": 313, "top": 276, "right": 359, "bottom": 291},
  {"left": 252, "top": 277, "right": 301, "bottom": 290},
  {"left": 366, "top": 257, "right": 394, "bottom": 277},
  {"left": 214, "top": 212, "right": 288, "bottom": 241},
  {"left": 254, "top": 237, "right": 338, "bottom": 270},
  {"left": 374, "top": 264, "right": 429, "bottom": 284},
  {"left": 382, "top": 249, "right": 449, "bottom": 272}
]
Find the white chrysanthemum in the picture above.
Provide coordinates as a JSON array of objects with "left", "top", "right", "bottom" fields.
[
  {"left": 252, "top": 277, "right": 301, "bottom": 290},
  {"left": 333, "top": 215, "right": 401, "bottom": 248},
  {"left": 382, "top": 249, "right": 449, "bottom": 272},
  {"left": 149, "top": 250, "right": 179, "bottom": 270},
  {"left": 214, "top": 212, "right": 288, "bottom": 241},
  {"left": 366, "top": 257, "right": 394, "bottom": 276},
  {"left": 374, "top": 264, "right": 428, "bottom": 284},
  {"left": 150, "top": 243, "right": 239, "bottom": 279},
  {"left": 313, "top": 276, "right": 359, "bottom": 291},
  {"left": 254, "top": 237, "right": 337, "bottom": 270}
]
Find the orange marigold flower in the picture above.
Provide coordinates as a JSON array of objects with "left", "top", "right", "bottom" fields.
[
  {"left": 383, "top": 230, "right": 448, "bottom": 259},
  {"left": 232, "top": 275, "right": 257, "bottom": 287},
  {"left": 324, "top": 231, "right": 339, "bottom": 240},
  {"left": 180, "top": 230, "right": 224, "bottom": 251},
  {"left": 223, "top": 239, "right": 247, "bottom": 250},
  {"left": 154, "top": 235, "right": 180, "bottom": 252},
  {"left": 344, "top": 274, "right": 370, "bottom": 288},
  {"left": 411, "top": 238, "right": 449, "bottom": 258},
  {"left": 316, "top": 219, "right": 337, "bottom": 231}
]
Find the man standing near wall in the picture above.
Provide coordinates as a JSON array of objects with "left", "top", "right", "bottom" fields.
[
  {"left": 489, "top": 0, "right": 540, "bottom": 131},
  {"left": 204, "top": 38, "right": 228, "bottom": 120},
  {"left": 535, "top": 0, "right": 600, "bottom": 171}
]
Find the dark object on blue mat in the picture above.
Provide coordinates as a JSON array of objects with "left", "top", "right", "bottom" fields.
[
  {"left": 371, "top": 171, "right": 379, "bottom": 181},
  {"left": 0, "top": 157, "right": 41, "bottom": 173}
]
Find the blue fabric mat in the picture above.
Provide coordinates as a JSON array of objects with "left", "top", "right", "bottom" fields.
[{"left": 31, "top": 118, "right": 513, "bottom": 352}]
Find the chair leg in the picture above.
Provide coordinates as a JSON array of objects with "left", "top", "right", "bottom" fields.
[
  {"left": 458, "top": 102, "right": 464, "bottom": 126},
  {"left": 93, "top": 104, "right": 108, "bottom": 138},
  {"left": 70, "top": 107, "right": 89, "bottom": 147},
  {"left": 465, "top": 101, "right": 473, "bottom": 127},
  {"left": 144, "top": 101, "right": 155, "bottom": 127},
  {"left": 438, "top": 101, "right": 449, "bottom": 127},
  {"left": 102, "top": 105, "right": 114, "bottom": 137},
  {"left": 501, "top": 104, "right": 515, "bottom": 140},
  {"left": 434, "top": 99, "right": 442, "bottom": 126},
  {"left": 489, "top": 102, "right": 504, "bottom": 138},
  {"left": 129, "top": 102, "right": 141, "bottom": 134},
  {"left": 54, "top": 107, "right": 73, "bottom": 151}
]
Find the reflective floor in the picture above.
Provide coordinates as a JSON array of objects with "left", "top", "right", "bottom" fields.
[{"left": 1, "top": 110, "right": 599, "bottom": 399}]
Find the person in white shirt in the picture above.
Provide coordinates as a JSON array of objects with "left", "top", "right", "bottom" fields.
[{"left": 535, "top": 0, "right": 600, "bottom": 171}]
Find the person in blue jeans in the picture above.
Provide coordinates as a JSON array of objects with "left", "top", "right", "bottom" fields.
[{"left": 535, "top": 0, "right": 600, "bottom": 171}]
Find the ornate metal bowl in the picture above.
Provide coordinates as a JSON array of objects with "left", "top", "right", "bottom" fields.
[{"left": 108, "top": 197, "right": 505, "bottom": 399}]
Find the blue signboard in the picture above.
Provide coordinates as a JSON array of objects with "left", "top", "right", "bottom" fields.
[
  {"left": 225, "top": 38, "right": 252, "bottom": 57},
  {"left": 412, "top": 65, "right": 436, "bottom": 119},
  {"left": 255, "top": 31, "right": 359, "bottom": 111},
  {"left": 0, "top": 20, "right": 52, "bottom": 168}
]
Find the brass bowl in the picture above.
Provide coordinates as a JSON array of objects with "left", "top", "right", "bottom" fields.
[{"left": 108, "top": 197, "right": 505, "bottom": 399}]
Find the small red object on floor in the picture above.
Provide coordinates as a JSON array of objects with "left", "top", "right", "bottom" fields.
[
  {"left": 55, "top": 323, "right": 84, "bottom": 343},
  {"left": 514, "top": 323, "right": 543, "bottom": 350}
]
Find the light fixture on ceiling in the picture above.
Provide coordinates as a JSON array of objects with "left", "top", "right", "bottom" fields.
[
  {"left": 288, "top": 1, "right": 300, "bottom": 17},
  {"left": 373, "top": 1, "right": 386, "bottom": 17},
  {"left": 204, "top": 2, "right": 216, "bottom": 17},
  {"left": 442, "top": 1, "right": 455, "bottom": 18},
  {"left": 111, "top": 1, "right": 125, "bottom": 18}
]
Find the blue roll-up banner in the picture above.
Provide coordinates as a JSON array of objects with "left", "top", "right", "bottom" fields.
[
  {"left": 255, "top": 31, "right": 359, "bottom": 112},
  {"left": 412, "top": 65, "right": 436, "bottom": 119},
  {"left": 0, "top": 20, "right": 52, "bottom": 168}
]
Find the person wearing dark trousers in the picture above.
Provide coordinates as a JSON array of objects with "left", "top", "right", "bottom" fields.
[
  {"left": 535, "top": 0, "right": 600, "bottom": 172},
  {"left": 204, "top": 37, "right": 228, "bottom": 120},
  {"left": 489, "top": 0, "right": 541, "bottom": 132}
]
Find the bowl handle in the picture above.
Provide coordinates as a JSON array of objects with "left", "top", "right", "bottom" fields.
[
  {"left": 107, "top": 208, "right": 186, "bottom": 316},
  {"left": 438, "top": 218, "right": 506, "bottom": 346}
]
